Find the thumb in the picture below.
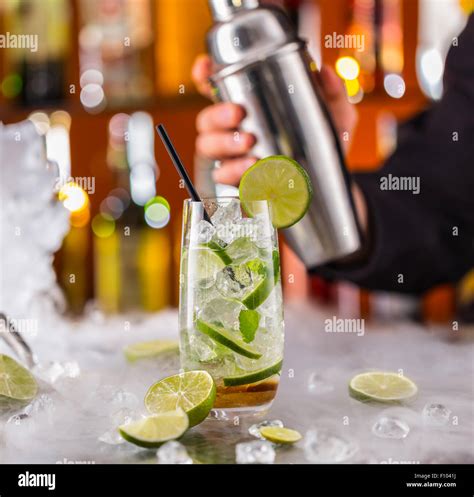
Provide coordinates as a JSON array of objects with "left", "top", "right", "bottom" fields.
[{"left": 192, "top": 54, "right": 213, "bottom": 98}]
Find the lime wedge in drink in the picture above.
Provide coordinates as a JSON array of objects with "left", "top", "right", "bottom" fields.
[
  {"left": 242, "top": 251, "right": 280, "bottom": 310},
  {"left": 349, "top": 372, "right": 418, "bottom": 403},
  {"left": 223, "top": 359, "right": 283, "bottom": 387},
  {"left": 203, "top": 240, "right": 232, "bottom": 265},
  {"left": 0, "top": 354, "right": 38, "bottom": 407},
  {"left": 145, "top": 370, "right": 216, "bottom": 427},
  {"left": 118, "top": 408, "right": 189, "bottom": 448},
  {"left": 239, "top": 155, "right": 313, "bottom": 229},
  {"left": 190, "top": 246, "right": 226, "bottom": 281},
  {"left": 196, "top": 319, "right": 262, "bottom": 360},
  {"left": 260, "top": 426, "right": 302, "bottom": 444},
  {"left": 123, "top": 340, "right": 179, "bottom": 363}
]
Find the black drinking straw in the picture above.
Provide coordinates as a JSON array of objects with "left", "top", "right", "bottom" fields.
[{"left": 156, "top": 124, "right": 211, "bottom": 223}]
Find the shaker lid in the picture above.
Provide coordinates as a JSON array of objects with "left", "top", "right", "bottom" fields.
[
  {"left": 209, "top": 0, "right": 259, "bottom": 21},
  {"left": 207, "top": 1, "right": 298, "bottom": 67}
]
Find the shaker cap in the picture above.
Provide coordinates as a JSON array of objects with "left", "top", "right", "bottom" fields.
[
  {"left": 209, "top": 0, "right": 259, "bottom": 21},
  {"left": 207, "top": 0, "right": 298, "bottom": 68}
]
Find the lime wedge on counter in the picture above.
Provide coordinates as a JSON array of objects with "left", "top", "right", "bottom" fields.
[
  {"left": 196, "top": 319, "right": 262, "bottom": 360},
  {"left": 124, "top": 340, "right": 179, "bottom": 363},
  {"left": 223, "top": 359, "right": 283, "bottom": 387},
  {"left": 239, "top": 155, "right": 313, "bottom": 229},
  {"left": 118, "top": 409, "right": 189, "bottom": 448},
  {"left": 0, "top": 354, "right": 38, "bottom": 407},
  {"left": 260, "top": 426, "right": 302, "bottom": 444},
  {"left": 349, "top": 372, "right": 418, "bottom": 403},
  {"left": 145, "top": 371, "right": 216, "bottom": 427},
  {"left": 242, "top": 251, "right": 280, "bottom": 310}
]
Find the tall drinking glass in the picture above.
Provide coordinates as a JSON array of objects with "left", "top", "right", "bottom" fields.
[{"left": 179, "top": 197, "right": 284, "bottom": 415}]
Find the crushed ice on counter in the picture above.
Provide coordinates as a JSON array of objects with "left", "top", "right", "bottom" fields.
[
  {"left": 422, "top": 403, "right": 451, "bottom": 426},
  {"left": 372, "top": 416, "right": 410, "bottom": 439},
  {"left": 304, "top": 428, "right": 358, "bottom": 463},
  {"left": 307, "top": 372, "right": 334, "bottom": 394},
  {"left": 157, "top": 441, "right": 193, "bottom": 464},
  {"left": 32, "top": 361, "right": 81, "bottom": 384},
  {"left": 98, "top": 408, "right": 139, "bottom": 446},
  {"left": 236, "top": 440, "right": 276, "bottom": 464}
]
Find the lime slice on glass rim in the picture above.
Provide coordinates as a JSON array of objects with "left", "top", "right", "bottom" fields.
[
  {"left": 0, "top": 354, "right": 38, "bottom": 407},
  {"left": 223, "top": 359, "right": 283, "bottom": 387},
  {"left": 145, "top": 370, "right": 216, "bottom": 427},
  {"left": 123, "top": 340, "right": 178, "bottom": 363},
  {"left": 118, "top": 408, "right": 189, "bottom": 448},
  {"left": 239, "top": 155, "right": 313, "bottom": 229},
  {"left": 349, "top": 371, "right": 418, "bottom": 403},
  {"left": 260, "top": 426, "right": 302, "bottom": 444},
  {"left": 195, "top": 319, "right": 262, "bottom": 360}
]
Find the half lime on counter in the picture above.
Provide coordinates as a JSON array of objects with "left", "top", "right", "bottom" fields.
[
  {"left": 145, "top": 370, "right": 216, "bottom": 427},
  {"left": 239, "top": 155, "right": 313, "bottom": 229},
  {"left": 118, "top": 409, "right": 189, "bottom": 448}
]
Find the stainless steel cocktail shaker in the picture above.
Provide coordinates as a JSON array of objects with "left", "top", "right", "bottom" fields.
[{"left": 207, "top": 0, "right": 362, "bottom": 269}]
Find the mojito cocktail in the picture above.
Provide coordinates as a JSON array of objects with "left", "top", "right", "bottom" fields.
[{"left": 179, "top": 197, "right": 284, "bottom": 414}]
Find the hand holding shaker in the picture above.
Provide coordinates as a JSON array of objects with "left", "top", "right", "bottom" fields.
[{"left": 206, "top": 0, "right": 362, "bottom": 269}]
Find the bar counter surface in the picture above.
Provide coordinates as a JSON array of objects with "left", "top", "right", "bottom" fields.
[{"left": 0, "top": 303, "right": 472, "bottom": 464}]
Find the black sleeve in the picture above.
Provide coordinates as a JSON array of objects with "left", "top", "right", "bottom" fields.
[{"left": 313, "top": 15, "right": 474, "bottom": 294}]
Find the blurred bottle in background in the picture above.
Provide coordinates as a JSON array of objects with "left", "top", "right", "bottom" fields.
[
  {"left": 93, "top": 112, "right": 171, "bottom": 314},
  {"left": 78, "top": 0, "right": 154, "bottom": 111},
  {"left": 1, "top": 0, "right": 71, "bottom": 106},
  {"left": 154, "top": 0, "right": 210, "bottom": 97}
]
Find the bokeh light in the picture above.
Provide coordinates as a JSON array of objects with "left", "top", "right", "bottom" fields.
[
  {"left": 80, "top": 83, "right": 106, "bottom": 113},
  {"left": 80, "top": 69, "right": 104, "bottom": 88},
  {"left": 92, "top": 213, "right": 116, "bottom": 238},
  {"left": 1, "top": 73, "right": 22, "bottom": 98},
  {"left": 344, "top": 78, "right": 360, "bottom": 97},
  {"left": 59, "top": 182, "right": 89, "bottom": 212},
  {"left": 384, "top": 74, "right": 406, "bottom": 99},
  {"left": 144, "top": 196, "right": 171, "bottom": 229},
  {"left": 100, "top": 196, "right": 125, "bottom": 220},
  {"left": 335, "top": 56, "right": 360, "bottom": 81},
  {"left": 28, "top": 112, "right": 50, "bottom": 135},
  {"left": 420, "top": 48, "right": 444, "bottom": 85}
]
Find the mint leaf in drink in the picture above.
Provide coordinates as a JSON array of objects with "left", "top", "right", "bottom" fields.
[
  {"left": 239, "top": 309, "right": 260, "bottom": 343},
  {"left": 245, "top": 258, "right": 266, "bottom": 276}
]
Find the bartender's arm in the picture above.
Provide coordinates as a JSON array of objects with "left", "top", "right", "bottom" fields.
[{"left": 192, "top": 15, "right": 474, "bottom": 294}]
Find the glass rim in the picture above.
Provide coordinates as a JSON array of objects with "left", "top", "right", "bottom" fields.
[{"left": 183, "top": 196, "right": 268, "bottom": 205}]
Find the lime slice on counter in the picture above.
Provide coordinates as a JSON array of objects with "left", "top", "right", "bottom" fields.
[
  {"left": 239, "top": 155, "right": 313, "bottom": 229},
  {"left": 223, "top": 359, "right": 283, "bottom": 387},
  {"left": 196, "top": 319, "right": 262, "bottom": 360},
  {"left": 0, "top": 354, "right": 38, "bottom": 407},
  {"left": 260, "top": 426, "right": 302, "bottom": 444},
  {"left": 203, "top": 240, "right": 232, "bottom": 265},
  {"left": 124, "top": 340, "right": 179, "bottom": 363},
  {"left": 242, "top": 251, "right": 280, "bottom": 310},
  {"left": 118, "top": 409, "right": 189, "bottom": 448},
  {"left": 145, "top": 370, "right": 216, "bottom": 427},
  {"left": 349, "top": 372, "right": 418, "bottom": 403}
]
